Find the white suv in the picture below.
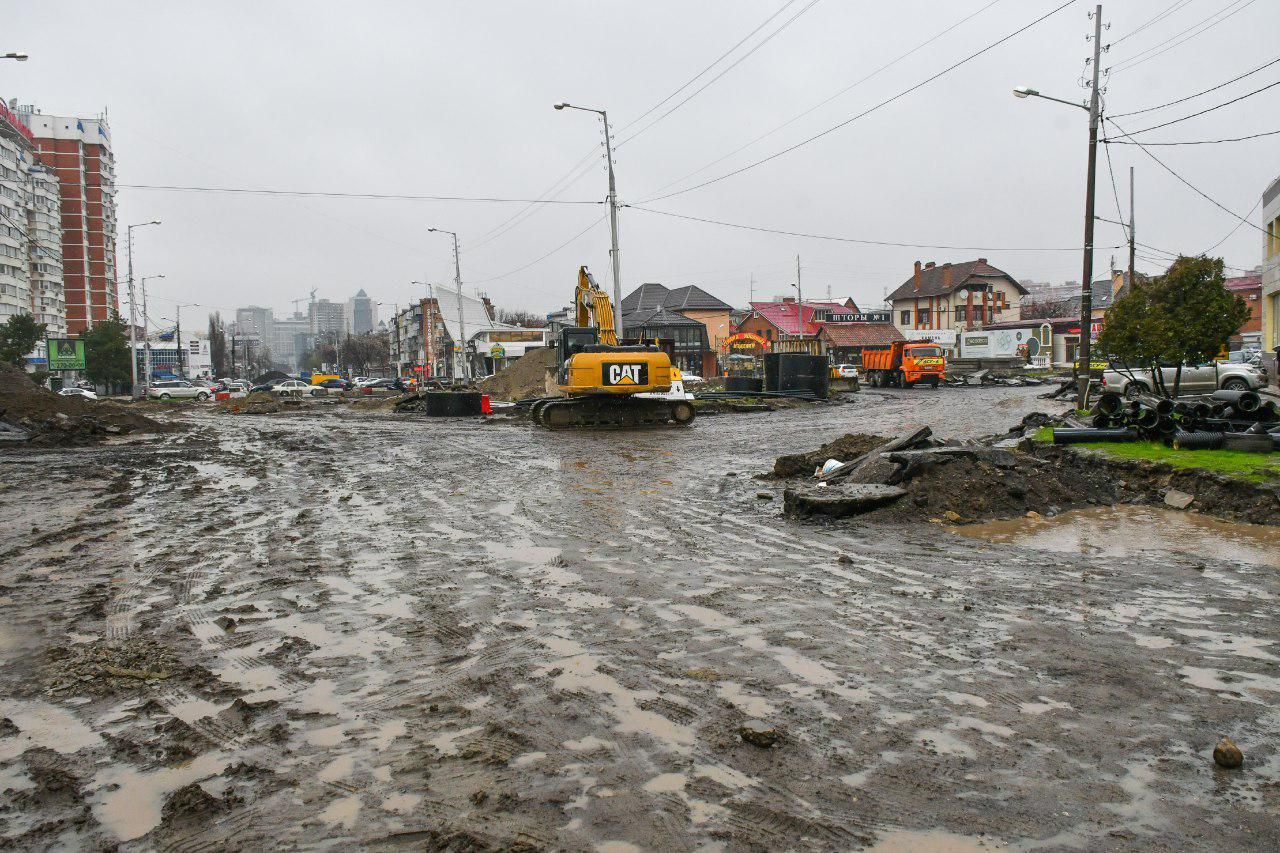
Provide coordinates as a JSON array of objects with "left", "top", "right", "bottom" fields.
[{"left": 148, "top": 380, "right": 212, "bottom": 402}]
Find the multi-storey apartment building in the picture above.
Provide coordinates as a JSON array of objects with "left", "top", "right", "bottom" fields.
[
  {"left": 20, "top": 105, "right": 116, "bottom": 335},
  {"left": 0, "top": 98, "right": 66, "bottom": 338}
]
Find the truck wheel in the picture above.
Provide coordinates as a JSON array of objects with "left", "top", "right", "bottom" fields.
[
  {"left": 1221, "top": 378, "right": 1250, "bottom": 392},
  {"left": 1123, "top": 382, "right": 1148, "bottom": 400},
  {"left": 903, "top": 380, "right": 915, "bottom": 389},
  {"left": 929, "top": 377, "right": 939, "bottom": 389}
]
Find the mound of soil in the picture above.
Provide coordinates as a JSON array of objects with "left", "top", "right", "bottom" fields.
[
  {"left": 43, "top": 637, "right": 212, "bottom": 696},
  {"left": 217, "top": 391, "right": 280, "bottom": 415},
  {"left": 0, "top": 361, "right": 168, "bottom": 445},
  {"left": 772, "top": 433, "right": 887, "bottom": 478},
  {"left": 479, "top": 347, "right": 556, "bottom": 402}
]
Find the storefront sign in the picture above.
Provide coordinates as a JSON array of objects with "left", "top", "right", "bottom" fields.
[
  {"left": 722, "top": 332, "right": 770, "bottom": 354},
  {"left": 489, "top": 343, "right": 505, "bottom": 358},
  {"left": 828, "top": 311, "right": 890, "bottom": 323}
]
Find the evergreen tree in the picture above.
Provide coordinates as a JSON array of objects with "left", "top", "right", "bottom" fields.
[{"left": 82, "top": 318, "right": 133, "bottom": 393}]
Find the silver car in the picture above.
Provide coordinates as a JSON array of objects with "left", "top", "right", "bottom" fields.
[
  {"left": 147, "top": 380, "right": 212, "bottom": 401},
  {"left": 1101, "top": 361, "right": 1267, "bottom": 399}
]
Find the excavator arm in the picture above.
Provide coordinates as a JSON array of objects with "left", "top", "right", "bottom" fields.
[{"left": 574, "top": 266, "right": 618, "bottom": 346}]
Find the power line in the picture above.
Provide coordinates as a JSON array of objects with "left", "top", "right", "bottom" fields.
[
  {"left": 1101, "top": 125, "right": 1130, "bottom": 242},
  {"left": 1106, "top": 117, "right": 1267, "bottom": 237},
  {"left": 638, "top": 0, "right": 1075, "bottom": 204},
  {"left": 640, "top": 0, "right": 1004, "bottom": 201},
  {"left": 471, "top": 215, "right": 606, "bottom": 284},
  {"left": 466, "top": 0, "right": 809, "bottom": 251},
  {"left": 614, "top": 0, "right": 801, "bottom": 135},
  {"left": 1201, "top": 197, "right": 1263, "bottom": 254},
  {"left": 625, "top": 204, "right": 1123, "bottom": 252},
  {"left": 1109, "top": 54, "right": 1280, "bottom": 118},
  {"left": 1121, "top": 77, "right": 1280, "bottom": 136},
  {"left": 1109, "top": 0, "right": 1259, "bottom": 75},
  {"left": 1105, "top": 127, "right": 1280, "bottom": 145},
  {"left": 616, "top": 0, "right": 825, "bottom": 147},
  {"left": 117, "top": 184, "right": 603, "bottom": 204},
  {"left": 1109, "top": 0, "right": 1198, "bottom": 47}
]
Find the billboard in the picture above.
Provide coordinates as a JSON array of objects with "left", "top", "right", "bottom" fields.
[
  {"left": 957, "top": 328, "right": 1035, "bottom": 359},
  {"left": 46, "top": 338, "right": 86, "bottom": 371}
]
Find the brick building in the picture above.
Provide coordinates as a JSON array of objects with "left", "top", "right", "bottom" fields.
[
  {"left": 887, "top": 259, "right": 1025, "bottom": 347},
  {"left": 20, "top": 106, "right": 117, "bottom": 335},
  {"left": 1224, "top": 270, "right": 1262, "bottom": 350}
]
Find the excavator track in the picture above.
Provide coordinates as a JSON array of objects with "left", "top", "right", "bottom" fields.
[{"left": 531, "top": 396, "right": 695, "bottom": 429}]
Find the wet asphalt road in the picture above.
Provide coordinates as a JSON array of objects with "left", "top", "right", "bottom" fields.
[{"left": 1, "top": 385, "right": 1278, "bottom": 851}]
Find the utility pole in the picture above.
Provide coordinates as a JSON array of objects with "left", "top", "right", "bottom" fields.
[
  {"left": 1075, "top": 4, "right": 1104, "bottom": 407},
  {"left": 603, "top": 112, "right": 623, "bottom": 340},
  {"left": 126, "top": 229, "right": 139, "bottom": 397},
  {"left": 795, "top": 254, "right": 804, "bottom": 340},
  {"left": 554, "top": 103, "right": 623, "bottom": 338},
  {"left": 175, "top": 306, "right": 184, "bottom": 379},
  {"left": 140, "top": 275, "right": 163, "bottom": 394},
  {"left": 1128, "top": 166, "right": 1136, "bottom": 292},
  {"left": 749, "top": 273, "right": 755, "bottom": 303}
]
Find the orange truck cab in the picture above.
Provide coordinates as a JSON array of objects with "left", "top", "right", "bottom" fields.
[{"left": 862, "top": 341, "right": 946, "bottom": 388}]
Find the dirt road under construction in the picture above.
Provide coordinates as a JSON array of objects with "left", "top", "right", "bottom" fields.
[{"left": 2, "top": 386, "right": 1277, "bottom": 850}]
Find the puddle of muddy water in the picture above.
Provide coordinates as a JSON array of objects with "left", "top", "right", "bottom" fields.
[{"left": 953, "top": 506, "right": 1280, "bottom": 569}]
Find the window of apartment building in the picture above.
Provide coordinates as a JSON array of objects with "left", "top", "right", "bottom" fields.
[
  {"left": 954, "top": 305, "right": 967, "bottom": 322},
  {"left": 900, "top": 310, "right": 911, "bottom": 325}
]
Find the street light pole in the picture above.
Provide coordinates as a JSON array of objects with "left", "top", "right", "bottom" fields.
[
  {"left": 1, "top": 52, "right": 29, "bottom": 62},
  {"left": 1012, "top": 4, "right": 1103, "bottom": 405},
  {"left": 555, "top": 102, "right": 623, "bottom": 339},
  {"left": 125, "top": 220, "right": 161, "bottom": 398},
  {"left": 140, "top": 274, "right": 164, "bottom": 395},
  {"left": 428, "top": 228, "right": 467, "bottom": 382}
]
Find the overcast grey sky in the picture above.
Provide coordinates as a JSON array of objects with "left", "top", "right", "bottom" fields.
[{"left": 7, "top": 0, "right": 1278, "bottom": 323}]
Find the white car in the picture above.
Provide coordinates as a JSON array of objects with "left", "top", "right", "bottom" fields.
[
  {"left": 148, "top": 380, "right": 212, "bottom": 401},
  {"left": 272, "top": 379, "right": 321, "bottom": 397},
  {"left": 680, "top": 373, "right": 704, "bottom": 384},
  {"left": 59, "top": 387, "right": 98, "bottom": 401},
  {"left": 834, "top": 364, "right": 859, "bottom": 379}
]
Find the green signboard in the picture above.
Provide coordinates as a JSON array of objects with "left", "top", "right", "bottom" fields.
[{"left": 47, "top": 338, "right": 86, "bottom": 371}]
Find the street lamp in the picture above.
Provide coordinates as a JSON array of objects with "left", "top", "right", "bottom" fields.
[
  {"left": 555, "top": 101, "right": 624, "bottom": 339},
  {"left": 2, "top": 52, "right": 28, "bottom": 61},
  {"left": 427, "top": 228, "right": 468, "bottom": 382},
  {"left": 125, "top": 220, "right": 162, "bottom": 398},
  {"left": 140, "top": 274, "right": 164, "bottom": 394},
  {"left": 1011, "top": 12, "right": 1102, "bottom": 406}
]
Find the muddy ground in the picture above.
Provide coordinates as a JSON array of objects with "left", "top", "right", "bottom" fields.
[{"left": 1, "top": 385, "right": 1277, "bottom": 850}]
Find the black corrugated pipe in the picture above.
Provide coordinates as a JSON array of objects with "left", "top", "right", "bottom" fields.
[
  {"left": 1095, "top": 392, "right": 1124, "bottom": 415},
  {"left": 1223, "top": 432, "right": 1275, "bottom": 453},
  {"left": 1137, "top": 395, "right": 1174, "bottom": 415},
  {"left": 1157, "top": 415, "right": 1177, "bottom": 434},
  {"left": 1211, "top": 389, "right": 1260, "bottom": 412},
  {"left": 1172, "top": 431, "right": 1226, "bottom": 450},
  {"left": 1052, "top": 427, "right": 1140, "bottom": 444},
  {"left": 1128, "top": 407, "right": 1159, "bottom": 428}
]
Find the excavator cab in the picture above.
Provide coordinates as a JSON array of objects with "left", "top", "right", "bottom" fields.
[{"left": 557, "top": 327, "right": 600, "bottom": 384}]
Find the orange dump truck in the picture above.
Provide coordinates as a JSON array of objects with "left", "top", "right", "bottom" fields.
[{"left": 861, "top": 341, "right": 946, "bottom": 388}]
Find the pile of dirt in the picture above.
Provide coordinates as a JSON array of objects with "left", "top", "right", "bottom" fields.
[
  {"left": 479, "top": 346, "right": 556, "bottom": 402},
  {"left": 772, "top": 433, "right": 887, "bottom": 477},
  {"left": 218, "top": 391, "right": 281, "bottom": 415},
  {"left": 0, "top": 361, "right": 168, "bottom": 445}
]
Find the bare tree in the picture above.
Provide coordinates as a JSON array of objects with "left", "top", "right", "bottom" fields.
[
  {"left": 496, "top": 308, "right": 548, "bottom": 328},
  {"left": 1020, "top": 297, "right": 1078, "bottom": 321}
]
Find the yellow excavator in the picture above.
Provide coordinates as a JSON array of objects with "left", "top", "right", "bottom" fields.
[{"left": 530, "top": 266, "right": 696, "bottom": 428}]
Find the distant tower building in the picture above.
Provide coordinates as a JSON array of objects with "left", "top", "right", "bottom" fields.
[
  {"left": 346, "top": 289, "right": 375, "bottom": 334},
  {"left": 20, "top": 105, "right": 116, "bottom": 335},
  {"left": 0, "top": 100, "right": 66, "bottom": 337},
  {"left": 309, "top": 298, "right": 344, "bottom": 336}
]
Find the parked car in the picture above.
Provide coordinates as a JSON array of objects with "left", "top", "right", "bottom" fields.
[
  {"left": 315, "top": 378, "right": 353, "bottom": 392},
  {"left": 272, "top": 379, "right": 321, "bottom": 397},
  {"left": 226, "top": 380, "right": 252, "bottom": 394},
  {"left": 147, "top": 380, "right": 213, "bottom": 401},
  {"left": 58, "top": 387, "right": 98, "bottom": 401},
  {"left": 832, "top": 364, "right": 859, "bottom": 379},
  {"left": 249, "top": 382, "right": 275, "bottom": 394},
  {"left": 1101, "top": 360, "right": 1267, "bottom": 399},
  {"left": 679, "top": 373, "right": 704, "bottom": 384},
  {"left": 363, "top": 378, "right": 396, "bottom": 390}
]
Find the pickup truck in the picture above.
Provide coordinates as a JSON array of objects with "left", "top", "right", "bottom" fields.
[{"left": 1100, "top": 360, "right": 1267, "bottom": 399}]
